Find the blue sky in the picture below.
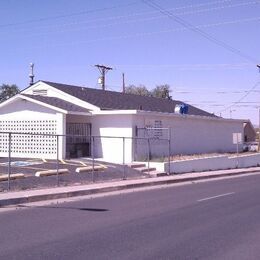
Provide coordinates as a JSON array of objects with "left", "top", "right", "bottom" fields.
[{"left": 1, "top": 0, "right": 260, "bottom": 124}]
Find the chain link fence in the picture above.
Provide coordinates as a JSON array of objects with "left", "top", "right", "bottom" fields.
[{"left": 0, "top": 131, "right": 170, "bottom": 192}]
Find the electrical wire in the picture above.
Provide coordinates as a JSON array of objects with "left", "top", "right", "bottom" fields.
[
  {"left": 3, "top": 0, "right": 258, "bottom": 34},
  {"left": 142, "top": 0, "right": 258, "bottom": 63},
  {"left": 7, "top": 15, "right": 260, "bottom": 40},
  {"left": 111, "top": 62, "right": 254, "bottom": 71},
  {"left": 0, "top": 1, "right": 139, "bottom": 29},
  {"left": 217, "top": 80, "right": 260, "bottom": 113},
  {"left": 8, "top": 15, "right": 260, "bottom": 52}
]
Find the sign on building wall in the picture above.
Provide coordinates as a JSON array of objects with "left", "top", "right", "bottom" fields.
[{"left": 233, "top": 133, "right": 242, "bottom": 144}]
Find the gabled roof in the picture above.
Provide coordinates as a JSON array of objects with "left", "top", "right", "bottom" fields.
[
  {"left": 22, "top": 94, "right": 90, "bottom": 113},
  {"left": 41, "top": 81, "right": 216, "bottom": 117}
]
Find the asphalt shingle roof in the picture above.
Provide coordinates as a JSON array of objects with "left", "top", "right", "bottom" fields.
[
  {"left": 41, "top": 80, "right": 216, "bottom": 117},
  {"left": 22, "top": 94, "right": 90, "bottom": 113}
]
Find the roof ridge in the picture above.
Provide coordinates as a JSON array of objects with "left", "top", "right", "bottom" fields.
[
  {"left": 37, "top": 80, "right": 215, "bottom": 117},
  {"left": 41, "top": 80, "right": 182, "bottom": 103}
]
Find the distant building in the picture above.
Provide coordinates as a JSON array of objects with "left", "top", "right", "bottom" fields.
[{"left": 243, "top": 121, "right": 256, "bottom": 142}]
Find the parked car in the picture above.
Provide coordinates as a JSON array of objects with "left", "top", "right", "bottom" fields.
[{"left": 243, "top": 142, "right": 258, "bottom": 152}]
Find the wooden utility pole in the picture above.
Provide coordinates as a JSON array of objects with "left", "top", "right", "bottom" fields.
[
  {"left": 257, "top": 65, "right": 260, "bottom": 151},
  {"left": 95, "top": 64, "right": 113, "bottom": 90},
  {"left": 258, "top": 107, "right": 260, "bottom": 152}
]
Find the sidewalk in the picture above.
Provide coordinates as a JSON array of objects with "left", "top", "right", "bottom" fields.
[{"left": 1, "top": 167, "right": 260, "bottom": 207}]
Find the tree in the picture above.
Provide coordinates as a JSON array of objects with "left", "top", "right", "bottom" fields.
[
  {"left": 0, "top": 84, "right": 20, "bottom": 103},
  {"left": 151, "top": 84, "right": 172, "bottom": 99},
  {"left": 125, "top": 84, "right": 151, "bottom": 96},
  {"left": 125, "top": 83, "right": 172, "bottom": 99}
]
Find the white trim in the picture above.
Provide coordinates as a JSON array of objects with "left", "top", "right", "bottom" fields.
[
  {"left": 92, "top": 109, "right": 244, "bottom": 123},
  {"left": 92, "top": 110, "right": 138, "bottom": 115},
  {"left": 19, "top": 95, "right": 68, "bottom": 113},
  {"left": 0, "top": 94, "right": 92, "bottom": 116},
  {"left": 0, "top": 94, "right": 19, "bottom": 108},
  {"left": 135, "top": 110, "right": 245, "bottom": 123},
  {"left": 22, "top": 81, "right": 101, "bottom": 111},
  {"left": 67, "top": 111, "right": 92, "bottom": 116}
]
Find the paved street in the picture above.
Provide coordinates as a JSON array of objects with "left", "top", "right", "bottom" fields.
[{"left": 1, "top": 173, "right": 260, "bottom": 259}]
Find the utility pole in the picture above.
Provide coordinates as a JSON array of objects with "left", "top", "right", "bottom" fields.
[
  {"left": 257, "top": 65, "right": 260, "bottom": 151},
  {"left": 95, "top": 64, "right": 113, "bottom": 90},
  {"left": 258, "top": 107, "right": 260, "bottom": 152},
  {"left": 122, "top": 73, "right": 125, "bottom": 93},
  {"left": 29, "top": 63, "right": 35, "bottom": 86}
]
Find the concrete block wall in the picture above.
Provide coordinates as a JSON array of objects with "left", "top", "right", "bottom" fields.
[{"left": 165, "top": 153, "right": 260, "bottom": 174}]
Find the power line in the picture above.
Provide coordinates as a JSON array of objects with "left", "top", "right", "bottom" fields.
[
  {"left": 0, "top": 1, "right": 139, "bottom": 29},
  {"left": 0, "top": 0, "right": 232, "bottom": 29},
  {"left": 217, "top": 80, "right": 260, "bottom": 113},
  {"left": 8, "top": 15, "right": 260, "bottom": 53},
  {"left": 5, "top": 15, "right": 260, "bottom": 40},
  {"left": 3, "top": 1, "right": 258, "bottom": 35},
  {"left": 142, "top": 0, "right": 258, "bottom": 63}
]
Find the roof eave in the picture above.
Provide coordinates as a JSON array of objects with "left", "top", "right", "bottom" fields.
[
  {"left": 67, "top": 111, "right": 92, "bottom": 116},
  {"left": 135, "top": 110, "right": 244, "bottom": 122},
  {"left": 19, "top": 94, "right": 68, "bottom": 114},
  {"left": 22, "top": 80, "right": 101, "bottom": 112}
]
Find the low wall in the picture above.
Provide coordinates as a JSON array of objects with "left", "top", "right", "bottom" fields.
[{"left": 165, "top": 153, "right": 260, "bottom": 174}]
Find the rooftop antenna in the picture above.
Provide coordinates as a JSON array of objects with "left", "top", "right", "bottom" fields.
[
  {"left": 95, "top": 64, "right": 113, "bottom": 90},
  {"left": 29, "top": 63, "right": 35, "bottom": 86},
  {"left": 122, "top": 72, "right": 125, "bottom": 93}
]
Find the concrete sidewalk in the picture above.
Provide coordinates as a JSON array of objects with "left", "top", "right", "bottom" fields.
[{"left": 1, "top": 167, "right": 260, "bottom": 207}]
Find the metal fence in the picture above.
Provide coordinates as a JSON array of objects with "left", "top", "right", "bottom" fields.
[{"left": 0, "top": 131, "right": 170, "bottom": 192}]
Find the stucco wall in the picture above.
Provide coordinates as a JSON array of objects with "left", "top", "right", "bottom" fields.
[
  {"left": 133, "top": 114, "right": 244, "bottom": 161},
  {"left": 0, "top": 99, "right": 65, "bottom": 159},
  {"left": 90, "top": 114, "right": 133, "bottom": 163}
]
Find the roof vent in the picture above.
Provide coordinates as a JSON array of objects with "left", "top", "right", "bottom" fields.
[{"left": 32, "top": 89, "right": 48, "bottom": 96}]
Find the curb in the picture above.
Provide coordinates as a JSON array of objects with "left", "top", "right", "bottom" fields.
[{"left": 1, "top": 168, "right": 260, "bottom": 207}]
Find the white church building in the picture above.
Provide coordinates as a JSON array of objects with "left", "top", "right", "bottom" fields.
[{"left": 0, "top": 80, "right": 246, "bottom": 163}]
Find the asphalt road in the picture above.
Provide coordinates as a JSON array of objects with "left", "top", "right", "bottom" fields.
[{"left": 1, "top": 173, "right": 260, "bottom": 259}]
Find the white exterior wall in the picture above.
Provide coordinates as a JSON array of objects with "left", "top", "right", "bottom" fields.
[
  {"left": 23, "top": 82, "right": 99, "bottom": 111},
  {"left": 90, "top": 115, "right": 133, "bottom": 163},
  {"left": 133, "top": 114, "right": 244, "bottom": 160},
  {"left": 0, "top": 99, "right": 65, "bottom": 159},
  {"left": 166, "top": 153, "right": 260, "bottom": 173}
]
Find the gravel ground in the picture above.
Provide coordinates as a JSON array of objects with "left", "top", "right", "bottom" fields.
[
  {"left": 162, "top": 151, "right": 258, "bottom": 162},
  {"left": 0, "top": 158, "right": 148, "bottom": 192}
]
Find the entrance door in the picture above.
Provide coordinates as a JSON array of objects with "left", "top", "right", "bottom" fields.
[{"left": 66, "top": 123, "right": 91, "bottom": 158}]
